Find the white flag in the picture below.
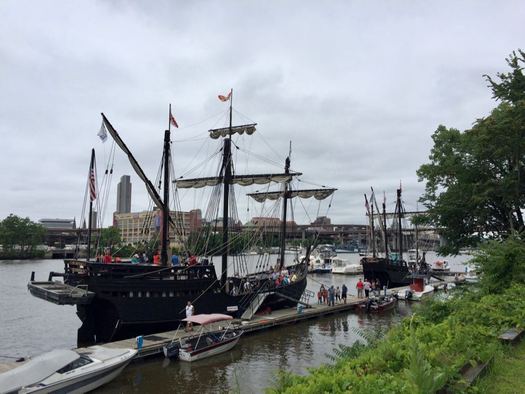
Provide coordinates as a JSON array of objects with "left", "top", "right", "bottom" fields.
[{"left": 97, "top": 120, "right": 108, "bottom": 142}]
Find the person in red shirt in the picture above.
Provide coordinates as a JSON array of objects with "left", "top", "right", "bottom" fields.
[
  {"left": 103, "top": 251, "right": 112, "bottom": 264},
  {"left": 356, "top": 278, "right": 364, "bottom": 298},
  {"left": 153, "top": 251, "right": 161, "bottom": 265}
]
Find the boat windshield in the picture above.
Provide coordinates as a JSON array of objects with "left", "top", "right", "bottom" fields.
[{"left": 56, "top": 355, "right": 93, "bottom": 374}]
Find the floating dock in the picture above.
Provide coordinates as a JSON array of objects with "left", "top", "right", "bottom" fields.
[{"left": 103, "top": 296, "right": 366, "bottom": 359}]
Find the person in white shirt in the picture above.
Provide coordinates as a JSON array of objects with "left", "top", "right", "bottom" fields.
[
  {"left": 364, "top": 280, "right": 372, "bottom": 298},
  {"left": 185, "top": 301, "right": 194, "bottom": 331}
]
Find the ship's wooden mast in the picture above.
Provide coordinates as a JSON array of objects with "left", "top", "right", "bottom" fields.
[
  {"left": 161, "top": 128, "right": 170, "bottom": 266},
  {"left": 221, "top": 90, "right": 234, "bottom": 288},
  {"left": 397, "top": 188, "right": 403, "bottom": 261},
  {"left": 371, "top": 198, "right": 376, "bottom": 258},
  {"left": 382, "top": 198, "right": 389, "bottom": 259},
  {"left": 278, "top": 151, "right": 291, "bottom": 270}
]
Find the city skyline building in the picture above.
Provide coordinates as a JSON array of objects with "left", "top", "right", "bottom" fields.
[
  {"left": 116, "top": 175, "right": 132, "bottom": 214},
  {"left": 113, "top": 209, "right": 202, "bottom": 246}
]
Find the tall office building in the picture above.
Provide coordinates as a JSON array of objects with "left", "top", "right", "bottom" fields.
[{"left": 116, "top": 175, "right": 132, "bottom": 213}]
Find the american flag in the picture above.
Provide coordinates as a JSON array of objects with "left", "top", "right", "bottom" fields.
[{"left": 89, "top": 166, "right": 97, "bottom": 202}]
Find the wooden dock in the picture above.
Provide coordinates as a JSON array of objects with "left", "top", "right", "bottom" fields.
[{"left": 103, "top": 296, "right": 365, "bottom": 359}]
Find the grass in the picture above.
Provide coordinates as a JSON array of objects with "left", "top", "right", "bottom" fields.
[{"left": 472, "top": 339, "right": 525, "bottom": 393}]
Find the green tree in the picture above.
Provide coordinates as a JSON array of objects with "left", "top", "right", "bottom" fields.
[
  {"left": 417, "top": 50, "right": 525, "bottom": 254},
  {"left": 98, "top": 226, "right": 121, "bottom": 248},
  {"left": 472, "top": 235, "right": 525, "bottom": 294},
  {"left": 0, "top": 214, "right": 46, "bottom": 258}
]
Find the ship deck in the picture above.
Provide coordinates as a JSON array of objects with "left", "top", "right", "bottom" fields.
[{"left": 27, "top": 281, "right": 95, "bottom": 305}]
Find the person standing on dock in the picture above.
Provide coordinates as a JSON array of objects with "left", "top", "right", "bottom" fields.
[
  {"left": 185, "top": 301, "right": 194, "bottom": 331},
  {"left": 335, "top": 286, "right": 341, "bottom": 303},
  {"left": 356, "top": 279, "right": 364, "bottom": 298},
  {"left": 341, "top": 284, "right": 348, "bottom": 304},
  {"left": 364, "top": 279, "right": 372, "bottom": 298},
  {"left": 328, "top": 285, "right": 335, "bottom": 306}
]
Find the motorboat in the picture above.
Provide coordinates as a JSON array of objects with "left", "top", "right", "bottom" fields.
[
  {"left": 0, "top": 346, "right": 136, "bottom": 394},
  {"left": 307, "top": 258, "right": 332, "bottom": 274},
  {"left": 395, "top": 284, "right": 434, "bottom": 301},
  {"left": 302, "top": 253, "right": 332, "bottom": 274},
  {"left": 331, "top": 258, "right": 362, "bottom": 275},
  {"left": 358, "top": 295, "right": 396, "bottom": 313},
  {"left": 316, "top": 244, "right": 336, "bottom": 258},
  {"left": 163, "top": 313, "right": 243, "bottom": 362}
]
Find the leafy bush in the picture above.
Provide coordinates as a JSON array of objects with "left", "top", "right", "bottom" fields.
[
  {"left": 472, "top": 235, "right": 525, "bottom": 294},
  {"left": 267, "top": 284, "right": 525, "bottom": 394}
]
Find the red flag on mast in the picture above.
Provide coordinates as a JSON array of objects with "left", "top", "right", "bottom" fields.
[
  {"left": 218, "top": 89, "right": 232, "bottom": 102},
  {"left": 169, "top": 110, "right": 179, "bottom": 128}
]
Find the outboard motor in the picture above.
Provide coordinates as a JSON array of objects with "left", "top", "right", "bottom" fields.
[
  {"left": 366, "top": 299, "right": 373, "bottom": 313},
  {"left": 163, "top": 342, "right": 181, "bottom": 359}
]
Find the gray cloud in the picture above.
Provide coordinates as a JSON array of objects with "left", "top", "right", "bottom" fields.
[{"left": 1, "top": 0, "right": 523, "bottom": 226}]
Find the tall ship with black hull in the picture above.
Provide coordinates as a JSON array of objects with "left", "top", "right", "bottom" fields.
[
  {"left": 29, "top": 93, "right": 336, "bottom": 344},
  {"left": 361, "top": 188, "right": 413, "bottom": 288}
]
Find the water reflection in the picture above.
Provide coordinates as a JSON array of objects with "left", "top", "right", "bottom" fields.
[{"left": 97, "top": 301, "right": 414, "bottom": 394}]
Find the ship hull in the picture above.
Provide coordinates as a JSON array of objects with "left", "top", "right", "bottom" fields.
[
  {"left": 360, "top": 257, "right": 411, "bottom": 288},
  {"left": 68, "top": 261, "right": 307, "bottom": 344}
]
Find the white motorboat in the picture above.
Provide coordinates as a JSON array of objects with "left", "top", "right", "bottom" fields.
[
  {"left": 331, "top": 258, "right": 362, "bottom": 275},
  {"left": 163, "top": 313, "right": 243, "bottom": 362},
  {"left": 396, "top": 284, "right": 435, "bottom": 301},
  {"left": 308, "top": 259, "right": 332, "bottom": 273},
  {"left": 302, "top": 254, "right": 332, "bottom": 273},
  {"left": 0, "top": 346, "right": 136, "bottom": 394}
]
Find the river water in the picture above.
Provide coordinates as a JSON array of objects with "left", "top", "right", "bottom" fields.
[{"left": 0, "top": 253, "right": 473, "bottom": 393}]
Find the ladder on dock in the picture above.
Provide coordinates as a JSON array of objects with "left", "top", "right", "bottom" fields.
[{"left": 241, "top": 292, "right": 270, "bottom": 320}]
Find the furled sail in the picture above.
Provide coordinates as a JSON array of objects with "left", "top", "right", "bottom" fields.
[
  {"left": 209, "top": 123, "right": 257, "bottom": 139},
  {"left": 101, "top": 113, "right": 165, "bottom": 211},
  {"left": 175, "top": 173, "right": 301, "bottom": 189},
  {"left": 248, "top": 188, "right": 337, "bottom": 203}
]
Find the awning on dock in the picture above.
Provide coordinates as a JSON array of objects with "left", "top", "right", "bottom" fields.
[{"left": 27, "top": 281, "right": 95, "bottom": 305}]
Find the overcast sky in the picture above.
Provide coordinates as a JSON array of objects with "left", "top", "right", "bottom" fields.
[{"left": 1, "top": 0, "right": 523, "bottom": 227}]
